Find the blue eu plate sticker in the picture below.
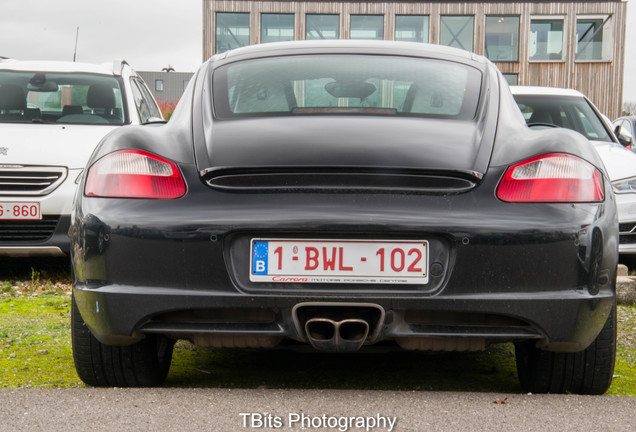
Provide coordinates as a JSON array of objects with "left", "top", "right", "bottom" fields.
[{"left": 252, "top": 241, "right": 268, "bottom": 275}]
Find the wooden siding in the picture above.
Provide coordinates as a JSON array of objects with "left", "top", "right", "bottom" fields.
[{"left": 203, "top": 1, "right": 627, "bottom": 118}]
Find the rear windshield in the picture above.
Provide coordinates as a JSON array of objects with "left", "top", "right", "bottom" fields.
[
  {"left": 0, "top": 71, "right": 125, "bottom": 125},
  {"left": 513, "top": 94, "right": 612, "bottom": 142},
  {"left": 212, "top": 55, "right": 482, "bottom": 120}
]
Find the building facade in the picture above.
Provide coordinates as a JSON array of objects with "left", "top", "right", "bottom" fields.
[
  {"left": 138, "top": 71, "right": 194, "bottom": 102},
  {"left": 202, "top": 0, "right": 627, "bottom": 118}
]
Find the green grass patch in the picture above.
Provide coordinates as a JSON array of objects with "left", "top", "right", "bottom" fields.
[
  {"left": 1, "top": 293, "right": 634, "bottom": 394},
  {"left": 0, "top": 296, "right": 82, "bottom": 388},
  {"left": 612, "top": 305, "right": 636, "bottom": 396}
]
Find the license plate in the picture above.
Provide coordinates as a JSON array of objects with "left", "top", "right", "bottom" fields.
[
  {"left": 250, "top": 239, "right": 429, "bottom": 284},
  {"left": 0, "top": 202, "right": 41, "bottom": 220}
]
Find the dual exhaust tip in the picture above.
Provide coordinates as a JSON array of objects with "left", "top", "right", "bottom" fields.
[{"left": 304, "top": 318, "right": 370, "bottom": 352}]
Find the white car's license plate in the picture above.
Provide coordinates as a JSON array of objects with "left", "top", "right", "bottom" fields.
[
  {"left": 250, "top": 239, "right": 429, "bottom": 284},
  {"left": 0, "top": 202, "right": 41, "bottom": 220}
]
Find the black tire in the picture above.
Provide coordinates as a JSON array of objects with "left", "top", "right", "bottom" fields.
[
  {"left": 514, "top": 304, "right": 616, "bottom": 395},
  {"left": 71, "top": 294, "right": 174, "bottom": 387}
]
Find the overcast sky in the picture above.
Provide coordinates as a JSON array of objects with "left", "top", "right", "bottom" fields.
[{"left": 1, "top": 0, "right": 635, "bottom": 103}]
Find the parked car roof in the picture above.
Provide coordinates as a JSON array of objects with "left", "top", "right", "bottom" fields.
[
  {"left": 0, "top": 58, "right": 129, "bottom": 76},
  {"left": 510, "top": 85, "right": 583, "bottom": 97}
]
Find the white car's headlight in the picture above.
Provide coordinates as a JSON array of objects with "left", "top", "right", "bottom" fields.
[{"left": 612, "top": 177, "right": 636, "bottom": 194}]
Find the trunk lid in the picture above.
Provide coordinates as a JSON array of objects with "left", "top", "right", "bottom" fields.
[{"left": 198, "top": 116, "right": 492, "bottom": 180}]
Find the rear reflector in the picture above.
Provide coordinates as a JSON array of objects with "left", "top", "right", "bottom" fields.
[
  {"left": 496, "top": 153, "right": 603, "bottom": 203},
  {"left": 85, "top": 150, "right": 186, "bottom": 199}
]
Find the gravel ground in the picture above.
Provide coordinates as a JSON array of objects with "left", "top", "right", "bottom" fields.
[{"left": 0, "top": 388, "right": 634, "bottom": 432}]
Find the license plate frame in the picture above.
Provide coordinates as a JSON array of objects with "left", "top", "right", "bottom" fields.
[
  {"left": 0, "top": 201, "right": 42, "bottom": 221},
  {"left": 250, "top": 239, "right": 429, "bottom": 284}
]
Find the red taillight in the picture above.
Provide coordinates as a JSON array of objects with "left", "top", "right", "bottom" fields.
[
  {"left": 85, "top": 150, "right": 186, "bottom": 199},
  {"left": 496, "top": 153, "right": 604, "bottom": 203}
]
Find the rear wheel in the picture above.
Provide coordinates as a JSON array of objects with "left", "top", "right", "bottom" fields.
[
  {"left": 514, "top": 304, "right": 616, "bottom": 395},
  {"left": 71, "top": 294, "right": 174, "bottom": 387}
]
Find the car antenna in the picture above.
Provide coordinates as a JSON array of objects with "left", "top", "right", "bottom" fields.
[{"left": 73, "top": 27, "right": 79, "bottom": 62}]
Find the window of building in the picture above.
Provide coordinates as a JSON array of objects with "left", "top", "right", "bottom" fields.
[
  {"left": 350, "top": 15, "right": 384, "bottom": 40},
  {"left": 155, "top": 80, "right": 164, "bottom": 92},
  {"left": 440, "top": 16, "right": 474, "bottom": 52},
  {"left": 261, "top": 14, "right": 295, "bottom": 44},
  {"left": 529, "top": 17, "right": 564, "bottom": 61},
  {"left": 502, "top": 73, "right": 518, "bottom": 86},
  {"left": 216, "top": 13, "right": 250, "bottom": 54},
  {"left": 576, "top": 16, "right": 613, "bottom": 61},
  {"left": 485, "top": 16, "right": 520, "bottom": 62},
  {"left": 395, "top": 15, "right": 429, "bottom": 43},
  {"left": 306, "top": 14, "right": 339, "bottom": 40}
]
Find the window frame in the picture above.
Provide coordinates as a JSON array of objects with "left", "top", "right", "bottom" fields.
[
  {"left": 260, "top": 13, "right": 295, "bottom": 44},
  {"left": 484, "top": 15, "right": 520, "bottom": 63},
  {"left": 349, "top": 15, "right": 384, "bottom": 40},
  {"left": 575, "top": 14, "right": 614, "bottom": 63},
  {"left": 528, "top": 15, "right": 565, "bottom": 63},
  {"left": 394, "top": 15, "right": 429, "bottom": 44},
  {"left": 305, "top": 14, "right": 339, "bottom": 40},
  {"left": 439, "top": 15, "right": 475, "bottom": 52},
  {"left": 215, "top": 12, "right": 251, "bottom": 54}
]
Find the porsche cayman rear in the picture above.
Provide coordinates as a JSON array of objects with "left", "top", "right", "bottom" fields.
[{"left": 70, "top": 41, "right": 617, "bottom": 393}]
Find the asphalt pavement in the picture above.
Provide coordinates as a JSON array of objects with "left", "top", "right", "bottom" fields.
[{"left": 1, "top": 388, "right": 634, "bottom": 432}]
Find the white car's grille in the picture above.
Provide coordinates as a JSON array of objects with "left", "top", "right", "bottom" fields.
[
  {"left": 0, "top": 166, "right": 67, "bottom": 196},
  {"left": 0, "top": 216, "right": 60, "bottom": 241}
]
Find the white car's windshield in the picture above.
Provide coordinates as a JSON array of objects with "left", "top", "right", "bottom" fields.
[
  {"left": 513, "top": 94, "right": 612, "bottom": 142},
  {"left": 0, "top": 71, "right": 125, "bottom": 125}
]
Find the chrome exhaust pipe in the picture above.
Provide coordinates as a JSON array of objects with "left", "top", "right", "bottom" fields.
[
  {"left": 337, "top": 319, "right": 369, "bottom": 351},
  {"left": 305, "top": 318, "right": 369, "bottom": 352},
  {"left": 305, "top": 318, "right": 337, "bottom": 351}
]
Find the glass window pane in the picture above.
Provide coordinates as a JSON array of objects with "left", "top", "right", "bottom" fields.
[
  {"left": 485, "top": 16, "right": 520, "bottom": 62},
  {"left": 529, "top": 19, "right": 564, "bottom": 61},
  {"left": 440, "top": 16, "right": 474, "bottom": 52},
  {"left": 213, "top": 54, "right": 482, "bottom": 120},
  {"left": 576, "top": 17, "right": 612, "bottom": 61},
  {"left": 0, "top": 70, "right": 125, "bottom": 125},
  {"left": 306, "top": 14, "right": 339, "bottom": 40},
  {"left": 216, "top": 13, "right": 250, "bottom": 54},
  {"left": 395, "top": 15, "right": 429, "bottom": 43},
  {"left": 513, "top": 94, "right": 612, "bottom": 142},
  {"left": 350, "top": 15, "right": 384, "bottom": 40},
  {"left": 502, "top": 73, "right": 518, "bottom": 85},
  {"left": 261, "top": 14, "right": 295, "bottom": 44},
  {"left": 131, "top": 79, "right": 162, "bottom": 123}
]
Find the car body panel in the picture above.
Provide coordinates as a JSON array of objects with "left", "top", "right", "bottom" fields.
[
  {"left": 511, "top": 85, "right": 636, "bottom": 254},
  {"left": 71, "top": 42, "right": 617, "bottom": 359},
  {"left": 1, "top": 123, "right": 118, "bottom": 168},
  {"left": 0, "top": 59, "right": 161, "bottom": 256}
]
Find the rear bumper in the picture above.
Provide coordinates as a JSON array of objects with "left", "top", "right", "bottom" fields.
[{"left": 73, "top": 283, "right": 615, "bottom": 352}]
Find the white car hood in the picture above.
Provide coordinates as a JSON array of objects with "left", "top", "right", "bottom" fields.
[
  {"left": 0, "top": 123, "right": 118, "bottom": 169},
  {"left": 592, "top": 141, "right": 636, "bottom": 182}
]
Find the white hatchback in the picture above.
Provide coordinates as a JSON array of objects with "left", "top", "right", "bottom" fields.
[
  {"left": 511, "top": 85, "right": 636, "bottom": 254},
  {"left": 0, "top": 59, "right": 162, "bottom": 256}
]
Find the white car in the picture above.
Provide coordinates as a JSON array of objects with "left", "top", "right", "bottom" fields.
[
  {"left": 0, "top": 59, "right": 163, "bottom": 257},
  {"left": 511, "top": 86, "right": 636, "bottom": 254}
]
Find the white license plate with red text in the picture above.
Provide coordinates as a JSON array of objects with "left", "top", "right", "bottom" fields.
[
  {"left": 0, "top": 202, "right": 41, "bottom": 220},
  {"left": 250, "top": 239, "right": 428, "bottom": 284}
]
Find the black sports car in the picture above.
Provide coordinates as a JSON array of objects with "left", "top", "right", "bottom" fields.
[{"left": 70, "top": 41, "right": 618, "bottom": 393}]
